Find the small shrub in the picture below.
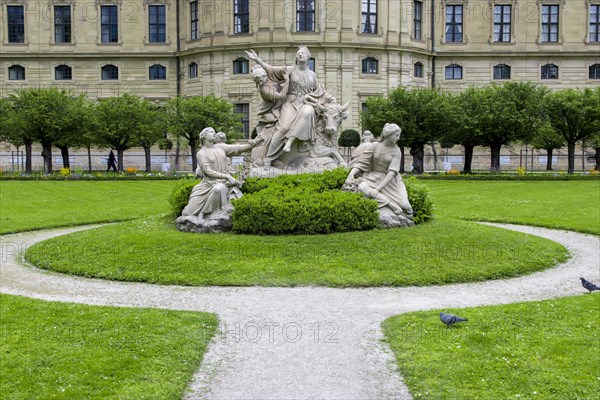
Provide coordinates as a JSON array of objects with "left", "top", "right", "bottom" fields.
[
  {"left": 516, "top": 166, "right": 527, "bottom": 176},
  {"left": 242, "top": 167, "right": 348, "bottom": 194},
  {"left": 168, "top": 179, "right": 198, "bottom": 217},
  {"left": 404, "top": 176, "right": 433, "bottom": 224},
  {"left": 125, "top": 166, "right": 139, "bottom": 174},
  {"left": 59, "top": 167, "right": 70, "bottom": 177}
]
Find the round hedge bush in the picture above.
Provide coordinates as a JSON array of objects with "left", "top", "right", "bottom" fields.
[{"left": 169, "top": 179, "right": 199, "bottom": 217}]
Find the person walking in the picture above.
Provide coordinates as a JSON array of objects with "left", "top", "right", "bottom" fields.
[{"left": 107, "top": 150, "right": 118, "bottom": 172}]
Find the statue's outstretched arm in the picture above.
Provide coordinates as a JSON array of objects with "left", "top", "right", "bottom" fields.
[{"left": 245, "top": 50, "right": 270, "bottom": 70}]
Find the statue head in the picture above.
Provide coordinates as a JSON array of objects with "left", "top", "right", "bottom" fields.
[
  {"left": 199, "top": 127, "right": 216, "bottom": 143},
  {"left": 362, "top": 130, "right": 374, "bottom": 143},
  {"left": 380, "top": 123, "right": 401, "bottom": 142},
  {"left": 295, "top": 45, "right": 311, "bottom": 65},
  {"left": 216, "top": 131, "right": 227, "bottom": 143},
  {"left": 251, "top": 65, "right": 267, "bottom": 84}
]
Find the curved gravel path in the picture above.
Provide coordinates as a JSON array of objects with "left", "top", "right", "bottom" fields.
[{"left": 1, "top": 223, "right": 599, "bottom": 400}]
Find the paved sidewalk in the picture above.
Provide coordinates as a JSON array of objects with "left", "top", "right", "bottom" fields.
[{"left": 1, "top": 224, "right": 598, "bottom": 399}]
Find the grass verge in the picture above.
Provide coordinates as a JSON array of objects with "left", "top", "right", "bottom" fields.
[
  {"left": 25, "top": 216, "right": 568, "bottom": 287},
  {"left": 0, "top": 294, "right": 217, "bottom": 399},
  {"left": 0, "top": 181, "right": 174, "bottom": 234},
  {"left": 426, "top": 180, "right": 600, "bottom": 235},
  {"left": 382, "top": 294, "right": 600, "bottom": 399}
]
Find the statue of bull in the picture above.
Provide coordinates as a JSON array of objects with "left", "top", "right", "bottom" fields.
[{"left": 308, "top": 100, "right": 350, "bottom": 166}]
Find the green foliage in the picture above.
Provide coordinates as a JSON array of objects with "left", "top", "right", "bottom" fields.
[
  {"left": 404, "top": 176, "right": 433, "bottom": 224},
  {"left": 531, "top": 122, "right": 566, "bottom": 152},
  {"left": 242, "top": 168, "right": 349, "bottom": 194},
  {"left": 383, "top": 294, "right": 600, "bottom": 399},
  {"left": 169, "top": 179, "right": 198, "bottom": 217},
  {"left": 338, "top": 129, "right": 361, "bottom": 147},
  {"left": 232, "top": 187, "right": 379, "bottom": 235},
  {"left": 1, "top": 294, "right": 217, "bottom": 399}
]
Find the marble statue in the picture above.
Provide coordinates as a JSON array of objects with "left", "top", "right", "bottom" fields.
[
  {"left": 349, "top": 130, "right": 375, "bottom": 167},
  {"left": 344, "top": 123, "right": 414, "bottom": 228},
  {"left": 245, "top": 46, "right": 347, "bottom": 176},
  {"left": 176, "top": 127, "right": 263, "bottom": 233}
]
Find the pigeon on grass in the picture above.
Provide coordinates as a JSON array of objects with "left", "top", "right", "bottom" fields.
[
  {"left": 580, "top": 277, "right": 600, "bottom": 293},
  {"left": 440, "top": 312, "right": 468, "bottom": 327}
]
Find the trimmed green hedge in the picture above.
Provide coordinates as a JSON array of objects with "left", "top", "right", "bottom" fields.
[
  {"left": 242, "top": 168, "right": 348, "bottom": 194},
  {"left": 404, "top": 176, "right": 433, "bottom": 224},
  {"left": 232, "top": 186, "right": 379, "bottom": 235},
  {"left": 416, "top": 173, "right": 599, "bottom": 181},
  {"left": 169, "top": 179, "right": 199, "bottom": 217}
]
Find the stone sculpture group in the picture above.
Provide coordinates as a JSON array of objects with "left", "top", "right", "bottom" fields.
[{"left": 176, "top": 47, "right": 414, "bottom": 233}]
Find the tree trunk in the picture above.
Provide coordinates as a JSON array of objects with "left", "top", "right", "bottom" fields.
[
  {"left": 190, "top": 140, "right": 198, "bottom": 170},
  {"left": 87, "top": 145, "right": 92, "bottom": 173},
  {"left": 42, "top": 142, "right": 53, "bottom": 174},
  {"left": 410, "top": 144, "right": 425, "bottom": 174},
  {"left": 490, "top": 143, "right": 502, "bottom": 172},
  {"left": 546, "top": 148, "right": 553, "bottom": 171},
  {"left": 117, "top": 148, "right": 125, "bottom": 172},
  {"left": 144, "top": 145, "right": 152, "bottom": 172},
  {"left": 399, "top": 147, "right": 405, "bottom": 173},
  {"left": 463, "top": 144, "right": 474, "bottom": 174},
  {"left": 24, "top": 140, "right": 33, "bottom": 173},
  {"left": 59, "top": 146, "right": 70, "bottom": 169},
  {"left": 430, "top": 142, "right": 438, "bottom": 171},
  {"left": 174, "top": 136, "right": 181, "bottom": 171},
  {"left": 595, "top": 147, "right": 600, "bottom": 171},
  {"left": 567, "top": 141, "right": 575, "bottom": 174}
]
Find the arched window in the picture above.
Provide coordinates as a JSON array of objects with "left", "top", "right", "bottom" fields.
[
  {"left": 589, "top": 64, "right": 600, "bottom": 79},
  {"left": 8, "top": 65, "right": 25, "bottom": 80},
  {"left": 233, "top": 58, "right": 249, "bottom": 74},
  {"left": 445, "top": 64, "right": 462, "bottom": 80},
  {"left": 189, "top": 62, "right": 198, "bottom": 78},
  {"left": 101, "top": 65, "right": 119, "bottom": 80},
  {"left": 541, "top": 64, "right": 558, "bottom": 79},
  {"left": 149, "top": 64, "right": 166, "bottom": 80},
  {"left": 362, "top": 57, "right": 378, "bottom": 74},
  {"left": 414, "top": 62, "right": 423, "bottom": 78},
  {"left": 55, "top": 65, "right": 72, "bottom": 80},
  {"left": 493, "top": 64, "right": 511, "bottom": 80}
]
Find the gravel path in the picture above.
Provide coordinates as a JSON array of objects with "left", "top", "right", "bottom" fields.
[{"left": 1, "top": 223, "right": 599, "bottom": 399}]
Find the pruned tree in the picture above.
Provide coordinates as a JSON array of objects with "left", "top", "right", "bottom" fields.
[
  {"left": 531, "top": 122, "right": 565, "bottom": 171},
  {"left": 94, "top": 94, "right": 158, "bottom": 172},
  {"left": 138, "top": 107, "right": 168, "bottom": 172},
  {"left": 166, "top": 95, "right": 241, "bottom": 169},
  {"left": 546, "top": 88, "right": 600, "bottom": 174}
]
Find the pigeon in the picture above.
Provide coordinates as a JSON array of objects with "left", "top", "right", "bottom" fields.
[
  {"left": 440, "top": 312, "right": 468, "bottom": 327},
  {"left": 580, "top": 277, "right": 600, "bottom": 293}
]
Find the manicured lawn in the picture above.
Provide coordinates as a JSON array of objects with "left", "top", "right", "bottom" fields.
[
  {"left": 383, "top": 294, "right": 600, "bottom": 399},
  {"left": 0, "top": 294, "right": 217, "bottom": 399},
  {"left": 426, "top": 181, "right": 600, "bottom": 235},
  {"left": 26, "top": 216, "right": 568, "bottom": 287},
  {"left": 0, "top": 181, "right": 174, "bottom": 234}
]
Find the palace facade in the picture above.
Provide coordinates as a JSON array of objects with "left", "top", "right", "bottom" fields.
[{"left": 1, "top": 0, "right": 599, "bottom": 136}]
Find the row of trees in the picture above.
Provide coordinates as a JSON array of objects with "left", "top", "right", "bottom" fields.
[
  {"left": 361, "top": 83, "right": 600, "bottom": 174},
  {"left": 0, "top": 88, "right": 242, "bottom": 173}
]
